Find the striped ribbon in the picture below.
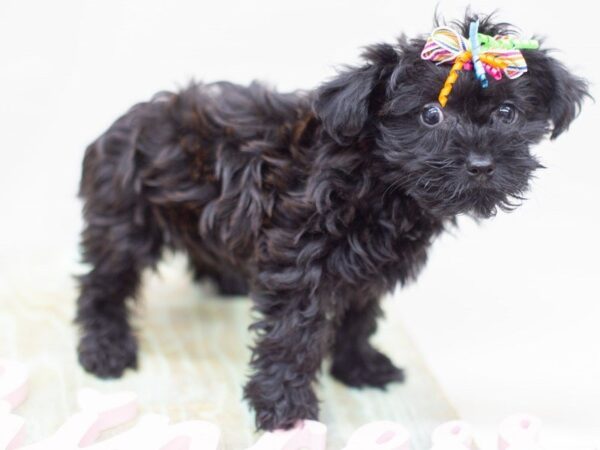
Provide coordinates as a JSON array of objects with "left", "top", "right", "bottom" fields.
[{"left": 420, "top": 21, "right": 539, "bottom": 106}]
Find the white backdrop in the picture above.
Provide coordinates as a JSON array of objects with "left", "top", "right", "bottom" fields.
[{"left": 0, "top": 0, "right": 598, "bottom": 448}]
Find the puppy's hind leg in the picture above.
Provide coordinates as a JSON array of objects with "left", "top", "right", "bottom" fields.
[
  {"left": 76, "top": 117, "right": 163, "bottom": 378},
  {"left": 188, "top": 253, "right": 248, "bottom": 297},
  {"left": 77, "top": 223, "right": 163, "bottom": 378},
  {"left": 330, "top": 297, "right": 404, "bottom": 388},
  {"left": 210, "top": 271, "right": 249, "bottom": 296}
]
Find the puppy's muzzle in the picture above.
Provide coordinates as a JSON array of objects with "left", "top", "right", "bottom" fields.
[{"left": 466, "top": 152, "right": 495, "bottom": 182}]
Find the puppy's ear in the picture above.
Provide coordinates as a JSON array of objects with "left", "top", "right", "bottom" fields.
[
  {"left": 524, "top": 50, "right": 589, "bottom": 139},
  {"left": 314, "top": 44, "right": 398, "bottom": 145}
]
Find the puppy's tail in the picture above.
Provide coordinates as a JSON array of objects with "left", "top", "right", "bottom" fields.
[{"left": 79, "top": 93, "right": 174, "bottom": 209}]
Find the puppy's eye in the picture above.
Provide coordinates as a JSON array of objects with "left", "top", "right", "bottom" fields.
[
  {"left": 494, "top": 103, "right": 517, "bottom": 124},
  {"left": 420, "top": 104, "right": 444, "bottom": 127}
]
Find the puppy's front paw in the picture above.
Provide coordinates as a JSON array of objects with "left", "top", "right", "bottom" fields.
[
  {"left": 331, "top": 348, "right": 405, "bottom": 388},
  {"left": 245, "top": 378, "right": 319, "bottom": 431},
  {"left": 77, "top": 327, "right": 138, "bottom": 378}
]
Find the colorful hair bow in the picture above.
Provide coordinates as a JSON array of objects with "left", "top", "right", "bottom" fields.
[{"left": 420, "top": 20, "right": 539, "bottom": 107}]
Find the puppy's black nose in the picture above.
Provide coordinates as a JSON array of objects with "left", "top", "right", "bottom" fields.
[{"left": 466, "top": 153, "right": 495, "bottom": 179}]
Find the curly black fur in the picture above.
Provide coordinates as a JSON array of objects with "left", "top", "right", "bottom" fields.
[{"left": 76, "top": 12, "right": 588, "bottom": 430}]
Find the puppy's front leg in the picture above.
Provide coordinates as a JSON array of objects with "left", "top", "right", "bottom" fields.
[
  {"left": 244, "top": 286, "right": 333, "bottom": 431},
  {"left": 330, "top": 297, "right": 404, "bottom": 388}
]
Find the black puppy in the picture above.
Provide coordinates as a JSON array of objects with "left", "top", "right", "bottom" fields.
[{"left": 76, "top": 13, "right": 588, "bottom": 430}]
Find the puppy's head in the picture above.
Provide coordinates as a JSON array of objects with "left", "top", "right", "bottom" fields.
[{"left": 315, "top": 13, "right": 589, "bottom": 218}]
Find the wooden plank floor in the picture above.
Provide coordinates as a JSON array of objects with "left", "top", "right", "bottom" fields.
[{"left": 0, "top": 255, "right": 457, "bottom": 449}]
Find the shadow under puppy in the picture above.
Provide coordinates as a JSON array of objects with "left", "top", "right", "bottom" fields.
[{"left": 76, "top": 13, "right": 588, "bottom": 430}]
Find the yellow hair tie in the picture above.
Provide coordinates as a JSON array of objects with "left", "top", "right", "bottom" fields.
[
  {"left": 479, "top": 54, "right": 510, "bottom": 70},
  {"left": 439, "top": 51, "right": 471, "bottom": 107}
]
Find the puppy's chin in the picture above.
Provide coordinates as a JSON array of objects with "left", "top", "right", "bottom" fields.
[
  {"left": 413, "top": 187, "right": 521, "bottom": 219},
  {"left": 402, "top": 160, "right": 538, "bottom": 220},
  {"left": 466, "top": 190, "right": 511, "bottom": 218}
]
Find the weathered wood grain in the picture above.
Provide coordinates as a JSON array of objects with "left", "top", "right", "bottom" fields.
[{"left": 0, "top": 255, "right": 457, "bottom": 449}]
